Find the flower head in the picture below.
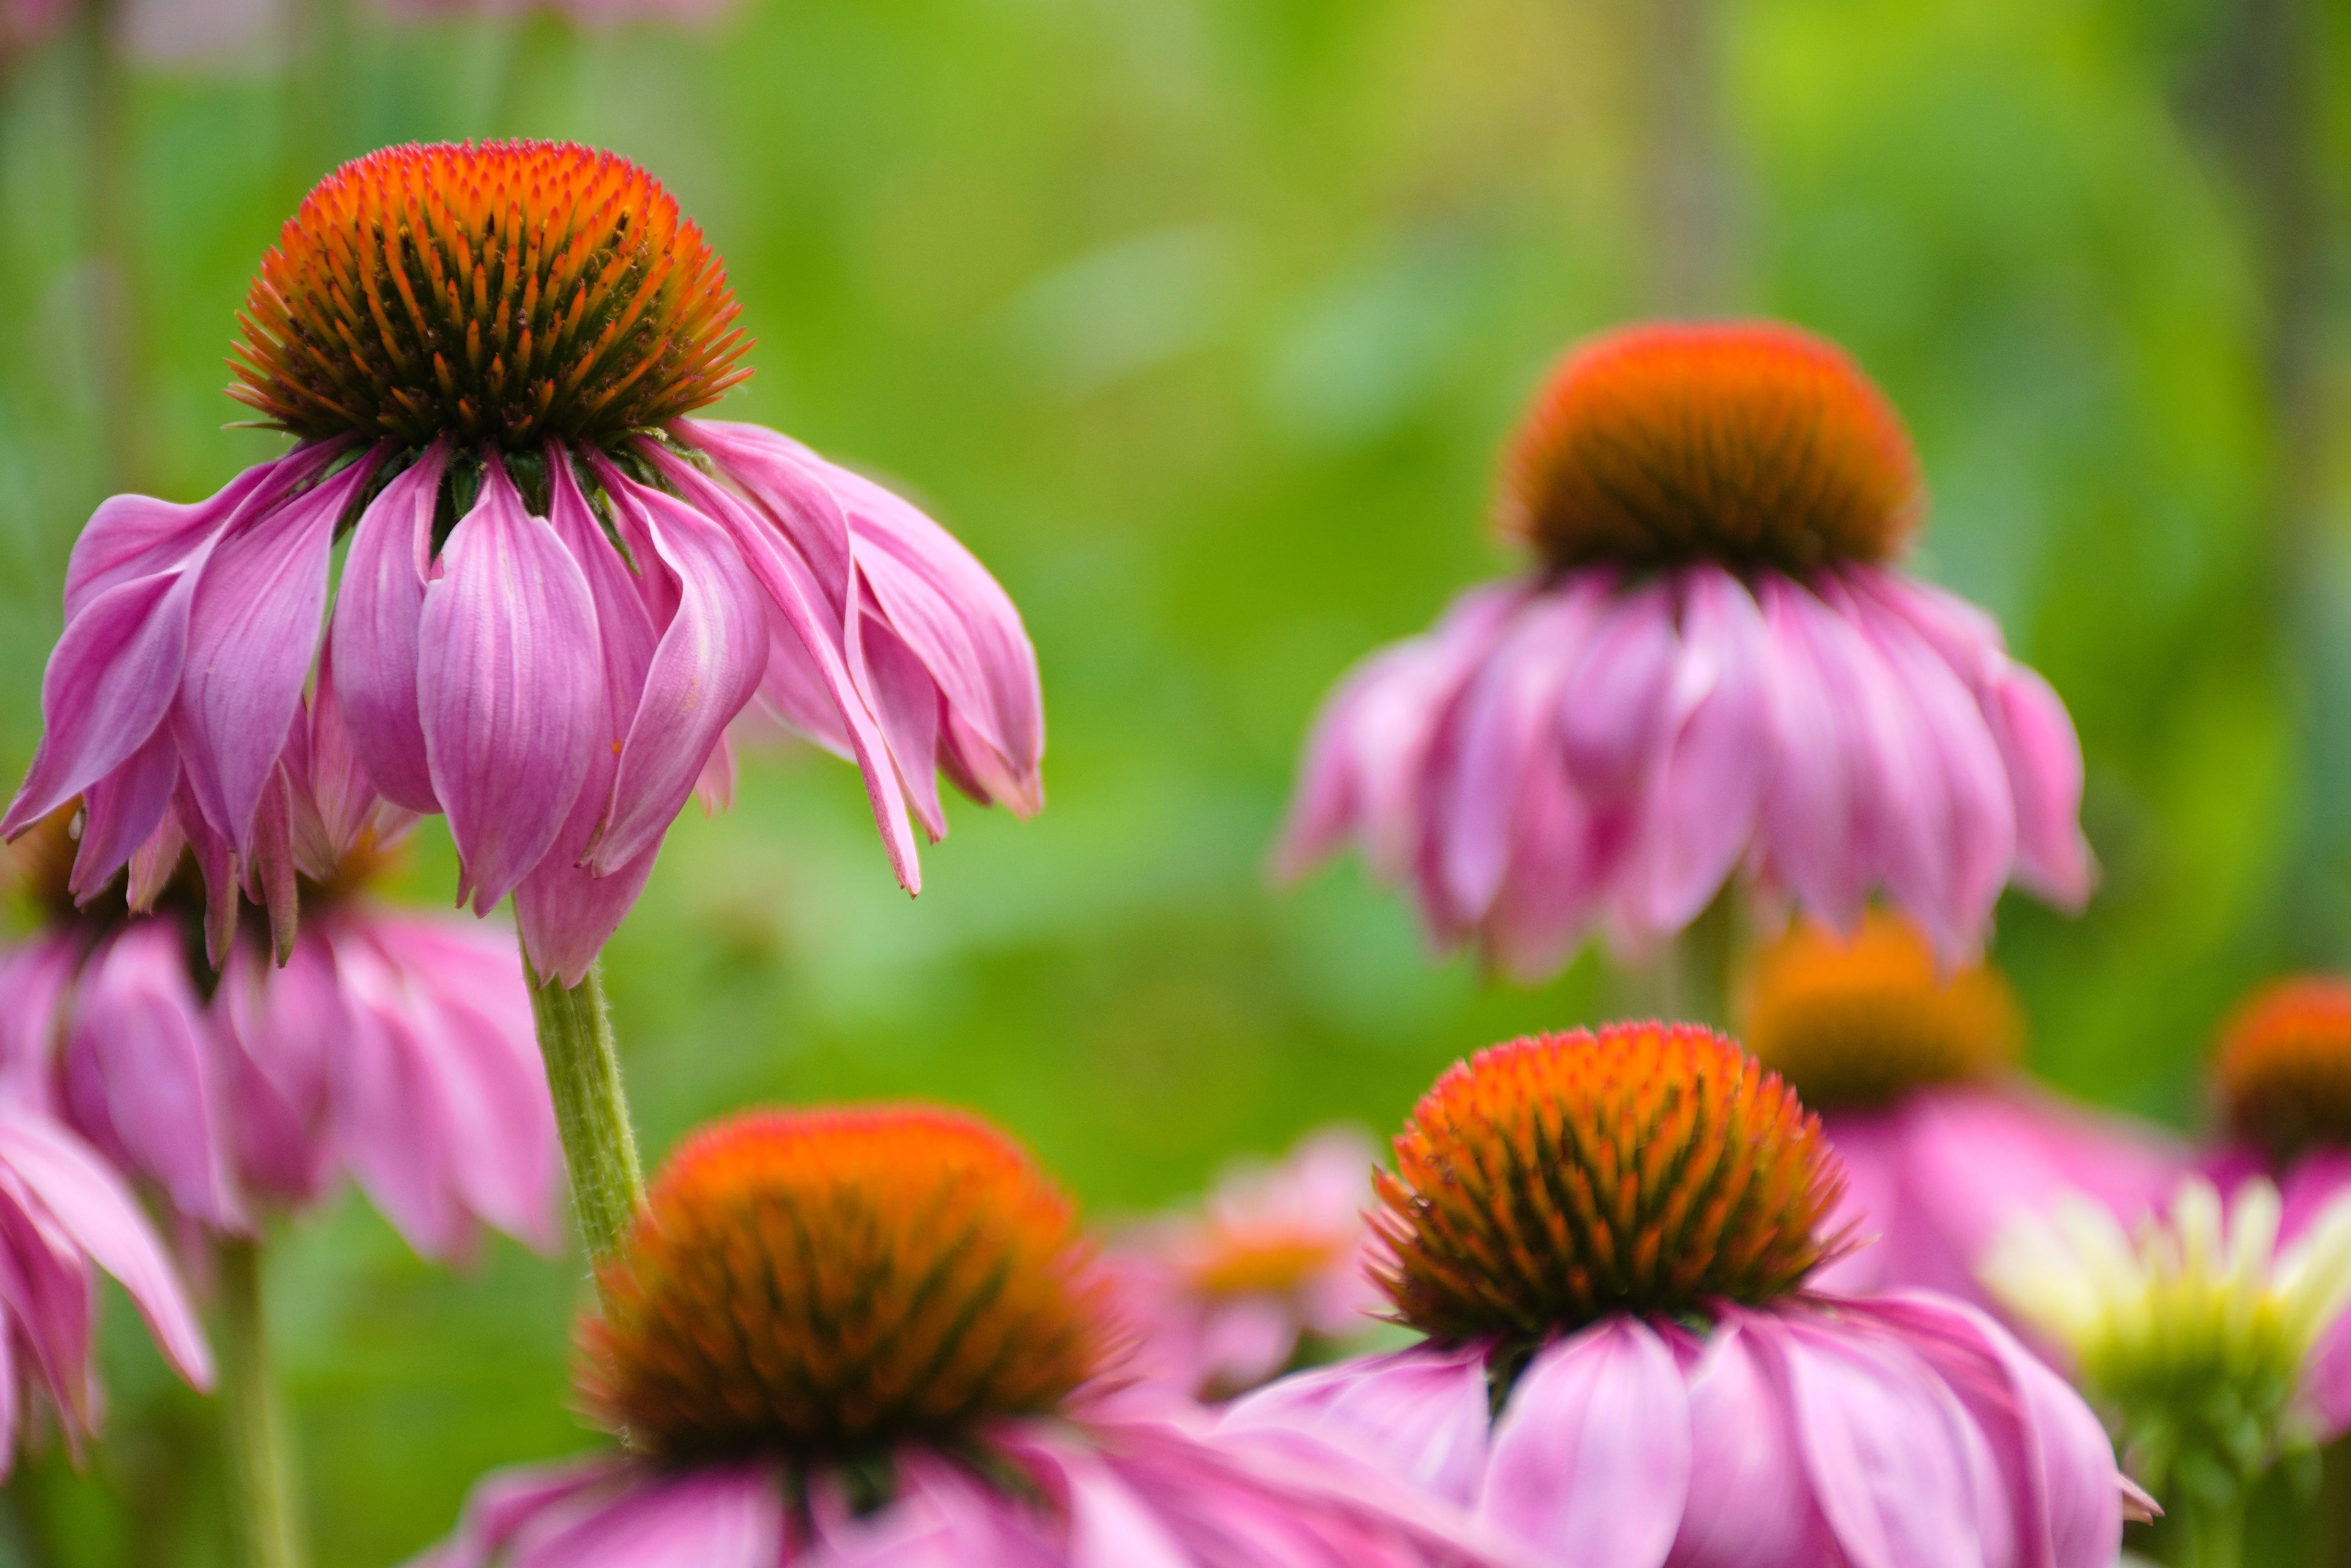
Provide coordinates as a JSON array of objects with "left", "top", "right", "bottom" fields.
[
  {"left": 1222, "top": 1021, "right": 2142, "bottom": 1568},
  {"left": 416, "top": 1106, "right": 1510, "bottom": 1568},
  {"left": 1374, "top": 1024, "right": 1841, "bottom": 1340},
  {"left": 1984, "top": 1177, "right": 2351, "bottom": 1497},
  {"left": 1500, "top": 322, "right": 1923, "bottom": 573},
  {"left": 583, "top": 1106, "right": 1106, "bottom": 1457},
  {"left": 7, "top": 140, "right": 1042, "bottom": 982},
  {"left": 1741, "top": 910, "right": 2020, "bottom": 1110},
  {"left": 1278, "top": 319, "right": 2088, "bottom": 977},
  {"left": 2214, "top": 976, "right": 2351, "bottom": 1162},
  {"left": 1109, "top": 1126, "right": 1383, "bottom": 1399},
  {"left": 0, "top": 757, "right": 557, "bottom": 1260}
]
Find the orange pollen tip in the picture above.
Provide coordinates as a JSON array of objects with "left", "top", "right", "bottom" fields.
[
  {"left": 1373, "top": 1023, "right": 1843, "bottom": 1340},
  {"left": 1498, "top": 320, "right": 1923, "bottom": 574},
  {"left": 1739, "top": 912, "right": 2022, "bottom": 1111},
  {"left": 579, "top": 1105, "right": 1110, "bottom": 1461},
  {"left": 2214, "top": 977, "right": 2351, "bottom": 1161},
  {"left": 229, "top": 140, "right": 752, "bottom": 449}
]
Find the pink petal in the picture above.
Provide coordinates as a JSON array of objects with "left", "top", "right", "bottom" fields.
[
  {"left": 0, "top": 1102, "right": 211, "bottom": 1389},
  {"left": 0, "top": 936, "right": 76, "bottom": 1113},
  {"left": 1556, "top": 576, "right": 1675, "bottom": 804},
  {"left": 407, "top": 1458, "right": 624, "bottom": 1568},
  {"left": 331, "top": 444, "right": 450, "bottom": 814},
  {"left": 1629, "top": 568, "right": 1771, "bottom": 935},
  {"left": 1991, "top": 666, "right": 2091, "bottom": 907},
  {"left": 176, "top": 451, "right": 382, "bottom": 849},
  {"left": 59, "top": 457, "right": 288, "bottom": 620},
  {"left": 6, "top": 569, "right": 194, "bottom": 838},
  {"left": 62, "top": 924, "right": 244, "bottom": 1231},
  {"left": 1222, "top": 1340, "right": 1494, "bottom": 1507},
  {"left": 417, "top": 457, "right": 603, "bottom": 913},
  {"left": 1479, "top": 1319, "right": 1690, "bottom": 1568},
  {"left": 673, "top": 418, "right": 854, "bottom": 617},
  {"left": 0, "top": 1171, "right": 98, "bottom": 1442},
  {"left": 1480, "top": 753, "right": 1609, "bottom": 984},
  {"left": 587, "top": 472, "right": 769, "bottom": 874},
  {"left": 1665, "top": 1320, "right": 1821, "bottom": 1568},
  {"left": 216, "top": 931, "right": 342, "bottom": 1204},
  {"left": 512, "top": 1464, "right": 784, "bottom": 1568},
  {"left": 70, "top": 722, "right": 180, "bottom": 904},
  {"left": 1753, "top": 1309, "right": 1999, "bottom": 1568},
  {"left": 851, "top": 613, "right": 950, "bottom": 840},
  {"left": 1753, "top": 576, "right": 1864, "bottom": 929},
  {"left": 652, "top": 444, "right": 924, "bottom": 895}
]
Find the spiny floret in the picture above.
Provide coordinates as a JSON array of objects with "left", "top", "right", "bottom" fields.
[
  {"left": 1373, "top": 1023, "right": 1843, "bottom": 1341},
  {"left": 1498, "top": 321, "right": 1923, "bottom": 574},
  {"left": 2215, "top": 977, "right": 2351, "bottom": 1161},
  {"left": 1739, "top": 912, "right": 2021, "bottom": 1111},
  {"left": 229, "top": 140, "right": 751, "bottom": 448},
  {"left": 580, "top": 1105, "right": 1110, "bottom": 1460}
]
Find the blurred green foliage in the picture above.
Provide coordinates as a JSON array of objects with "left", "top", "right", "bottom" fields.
[{"left": 0, "top": 0, "right": 2347, "bottom": 1561}]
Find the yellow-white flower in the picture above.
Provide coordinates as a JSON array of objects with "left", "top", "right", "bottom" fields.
[{"left": 1982, "top": 1176, "right": 2351, "bottom": 1497}]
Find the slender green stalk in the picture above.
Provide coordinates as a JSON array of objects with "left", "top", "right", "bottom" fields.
[
  {"left": 217, "top": 1237, "right": 304, "bottom": 1568},
  {"left": 2179, "top": 1488, "right": 2246, "bottom": 1568},
  {"left": 525, "top": 956, "right": 646, "bottom": 1272}
]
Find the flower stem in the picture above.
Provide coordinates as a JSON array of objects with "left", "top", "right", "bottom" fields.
[
  {"left": 2180, "top": 1488, "right": 2246, "bottom": 1568},
  {"left": 525, "top": 956, "right": 646, "bottom": 1271},
  {"left": 217, "top": 1236, "right": 304, "bottom": 1568}
]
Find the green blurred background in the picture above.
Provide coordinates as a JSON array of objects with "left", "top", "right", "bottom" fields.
[{"left": 0, "top": 0, "right": 2346, "bottom": 1560}]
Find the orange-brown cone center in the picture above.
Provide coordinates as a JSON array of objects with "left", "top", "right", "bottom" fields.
[
  {"left": 1499, "top": 320, "right": 1923, "bottom": 574},
  {"left": 230, "top": 140, "right": 751, "bottom": 449},
  {"left": 580, "top": 1105, "right": 1110, "bottom": 1460},
  {"left": 1373, "top": 1023, "right": 1843, "bottom": 1341},
  {"left": 1739, "top": 913, "right": 2022, "bottom": 1111},
  {"left": 2215, "top": 978, "right": 2351, "bottom": 1162}
]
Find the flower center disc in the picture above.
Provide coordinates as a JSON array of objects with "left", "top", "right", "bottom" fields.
[
  {"left": 581, "top": 1106, "right": 1108, "bottom": 1460},
  {"left": 2215, "top": 978, "right": 2351, "bottom": 1161},
  {"left": 1498, "top": 321, "right": 1923, "bottom": 574},
  {"left": 1374, "top": 1023, "right": 1842, "bottom": 1341},
  {"left": 230, "top": 140, "right": 751, "bottom": 449},
  {"left": 1739, "top": 913, "right": 2020, "bottom": 1111}
]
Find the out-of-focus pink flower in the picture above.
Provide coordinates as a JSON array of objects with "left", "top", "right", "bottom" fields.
[
  {"left": 372, "top": 0, "right": 731, "bottom": 24},
  {"left": 1277, "top": 322, "right": 2090, "bottom": 979},
  {"left": 0, "top": 0, "right": 68, "bottom": 59},
  {"left": 0, "top": 768, "right": 558, "bottom": 1261},
  {"left": 1108, "top": 1127, "right": 1383, "bottom": 1399},
  {"left": 5, "top": 142, "right": 1042, "bottom": 983},
  {"left": 0, "top": 1100, "right": 212, "bottom": 1474},
  {"left": 2201, "top": 976, "right": 2351, "bottom": 1438},
  {"left": 1226, "top": 1025, "right": 2143, "bottom": 1568},
  {"left": 410, "top": 1106, "right": 1510, "bottom": 1568},
  {"left": 1740, "top": 913, "right": 2183, "bottom": 1313}
]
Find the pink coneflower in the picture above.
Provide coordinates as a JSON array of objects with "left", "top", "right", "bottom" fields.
[
  {"left": 5, "top": 140, "right": 1042, "bottom": 984},
  {"left": 1277, "top": 322, "right": 2090, "bottom": 978},
  {"left": 1107, "top": 1126, "right": 1384, "bottom": 1400},
  {"left": 0, "top": 1099, "right": 212, "bottom": 1473},
  {"left": 1740, "top": 912, "right": 2182, "bottom": 1311},
  {"left": 2202, "top": 976, "right": 2351, "bottom": 1437},
  {"left": 1224, "top": 1024, "right": 2144, "bottom": 1567},
  {"left": 411, "top": 1106, "right": 1509, "bottom": 1568},
  {"left": 1, "top": 752, "right": 558, "bottom": 1260}
]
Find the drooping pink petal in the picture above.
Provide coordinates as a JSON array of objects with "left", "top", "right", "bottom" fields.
[
  {"left": 587, "top": 472, "right": 769, "bottom": 874},
  {"left": 508, "top": 453, "right": 666, "bottom": 984},
  {"left": 1478, "top": 1319, "right": 1690, "bottom": 1568},
  {"left": 216, "top": 931, "right": 343, "bottom": 1205},
  {"left": 405, "top": 1458, "right": 625, "bottom": 1568},
  {"left": 673, "top": 419, "right": 856, "bottom": 621},
  {"left": 1752, "top": 576, "right": 1864, "bottom": 930},
  {"left": 1629, "top": 568, "right": 1771, "bottom": 935},
  {"left": 1989, "top": 666, "right": 2092, "bottom": 908},
  {"left": 298, "top": 640, "right": 416, "bottom": 874},
  {"left": 0, "top": 1102, "right": 211, "bottom": 1389},
  {"left": 61, "top": 924, "right": 244, "bottom": 1232},
  {"left": 69, "top": 722, "right": 180, "bottom": 905},
  {"left": 0, "top": 1169, "right": 99, "bottom": 1445},
  {"left": 652, "top": 443, "right": 924, "bottom": 895},
  {"left": 0, "top": 936, "right": 77, "bottom": 1113},
  {"left": 1222, "top": 1340, "right": 1494, "bottom": 1507},
  {"left": 850, "top": 614, "right": 950, "bottom": 841},
  {"left": 417, "top": 457, "right": 603, "bottom": 913},
  {"left": 1665, "top": 1320, "right": 1822, "bottom": 1568},
  {"left": 1752, "top": 1307, "right": 2001, "bottom": 1568},
  {"left": 1556, "top": 576, "right": 1675, "bottom": 805},
  {"left": 59, "top": 457, "right": 286, "bottom": 620},
  {"left": 331, "top": 443, "right": 450, "bottom": 814},
  {"left": 509, "top": 1463, "right": 785, "bottom": 1568}
]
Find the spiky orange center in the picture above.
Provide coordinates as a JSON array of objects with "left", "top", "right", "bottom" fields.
[
  {"left": 1374, "top": 1024, "right": 1842, "bottom": 1341},
  {"left": 1739, "top": 913, "right": 2021, "bottom": 1111},
  {"left": 2214, "top": 978, "right": 2351, "bottom": 1161},
  {"left": 229, "top": 141, "right": 751, "bottom": 448},
  {"left": 1498, "top": 321, "right": 1923, "bottom": 574},
  {"left": 580, "top": 1106, "right": 1109, "bottom": 1461}
]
